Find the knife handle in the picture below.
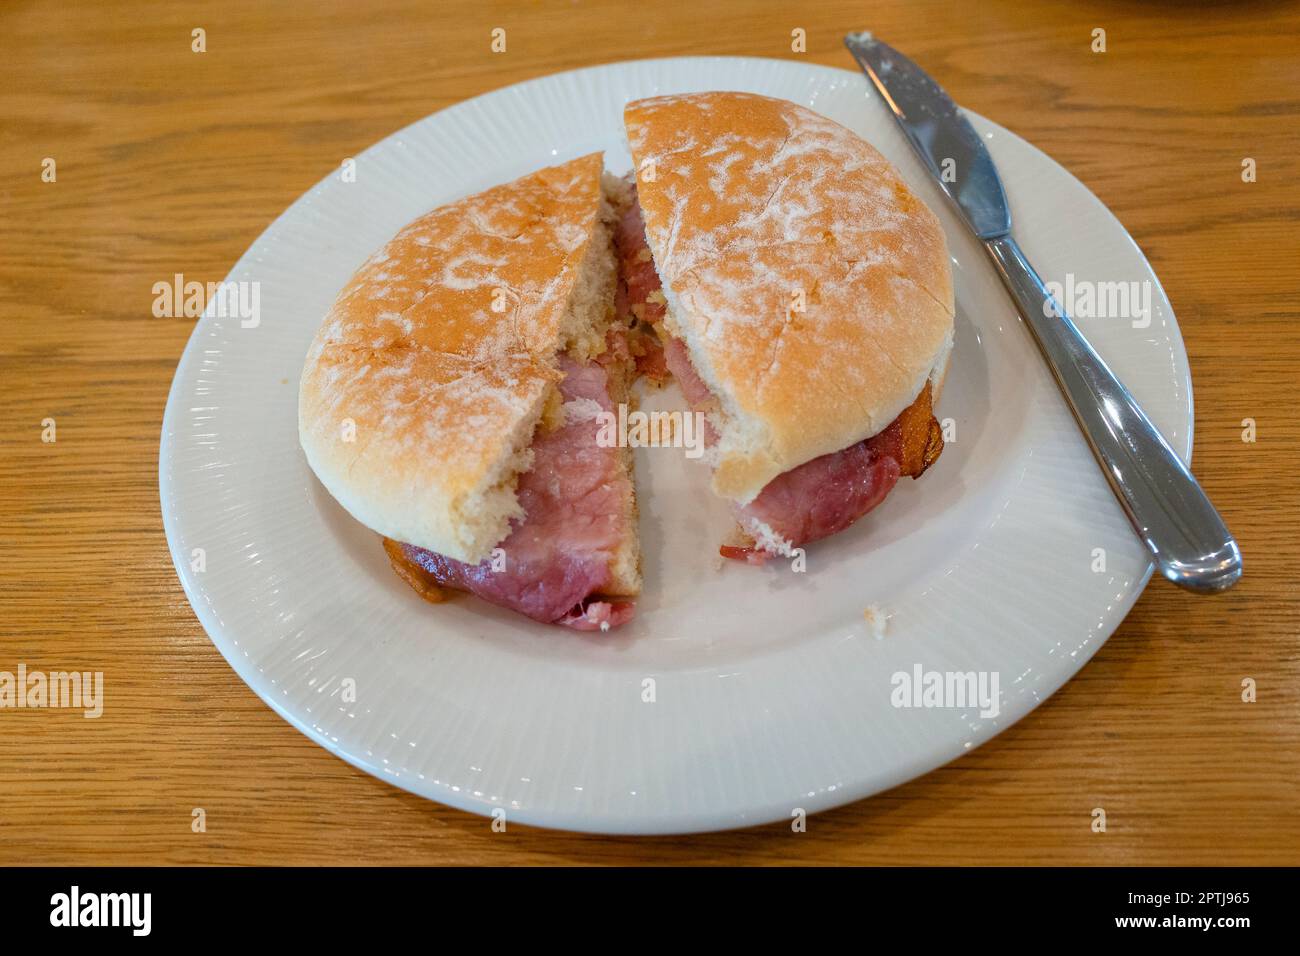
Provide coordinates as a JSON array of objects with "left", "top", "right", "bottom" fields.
[{"left": 984, "top": 235, "right": 1241, "bottom": 592}]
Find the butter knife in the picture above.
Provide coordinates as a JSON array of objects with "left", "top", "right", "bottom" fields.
[{"left": 844, "top": 32, "right": 1241, "bottom": 592}]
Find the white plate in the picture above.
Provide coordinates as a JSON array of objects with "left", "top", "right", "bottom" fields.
[{"left": 160, "top": 57, "right": 1192, "bottom": 834}]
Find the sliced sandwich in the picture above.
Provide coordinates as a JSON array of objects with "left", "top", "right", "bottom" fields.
[
  {"left": 299, "top": 153, "right": 642, "bottom": 629},
  {"left": 616, "top": 91, "right": 954, "bottom": 562}
]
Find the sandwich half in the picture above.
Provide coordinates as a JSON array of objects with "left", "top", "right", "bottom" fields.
[
  {"left": 617, "top": 92, "right": 954, "bottom": 561},
  {"left": 299, "top": 153, "right": 641, "bottom": 629}
]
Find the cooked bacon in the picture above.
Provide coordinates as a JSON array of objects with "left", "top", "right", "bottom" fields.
[
  {"left": 616, "top": 183, "right": 944, "bottom": 560},
  {"left": 659, "top": 333, "right": 714, "bottom": 409},
  {"left": 731, "top": 380, "right": 941, "bottom": 554},
  {"left": 868, "top": 381, "right": 944, "bottom": 479},
  {"left": 557, "top": 599, "right": 636, "bottom": 631},
  {"left": 717, "top": 544, "right": 771, "bottom": 566},
  {"left": 614, "top": 180, "right": 669, "bottom": 383},
  {"left": 736, "top": 444, "right": 903, "bottom": 554},
  {"left": 630, "top": 332, "right": 669, "bottom": 383},
  {"left": 615, "top": 181, "right": 668, "bottom": 328},
  {"left": 386, "top": 353, "right": 635, "bottom": 628},
  {"left": 660, "top": 334, "right": 722, "bottom": 446}
]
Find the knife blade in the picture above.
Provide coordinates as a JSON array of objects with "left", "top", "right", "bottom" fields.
[
  {"left": 844, "top": 32, "right": 1242, "bottom": 592},
  {"left": 845, "top": 31, "right": 1010, "bottom": 239}
]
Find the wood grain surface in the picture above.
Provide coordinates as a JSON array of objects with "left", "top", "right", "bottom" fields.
[{"left": 1, "top": 0, "right": 1297, "bottom": 865}]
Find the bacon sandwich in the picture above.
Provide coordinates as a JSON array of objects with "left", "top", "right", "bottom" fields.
[
  {"left": 299, "top": 153, "right": 641, "bottom": 630},
  {"left": 617, "top": 92, "right": 953, "bottom": 562},
  {"left": 299, "top": 93, "right": 955, "bottom": 631}
]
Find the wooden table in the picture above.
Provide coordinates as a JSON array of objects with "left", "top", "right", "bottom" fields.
[{"left": 2, "top": 0, "right": 1297, "bottom": 865}]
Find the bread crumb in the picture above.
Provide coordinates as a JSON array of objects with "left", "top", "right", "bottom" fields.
[{"left": 863, "top": 604, "right": 888, "bottom": 640}]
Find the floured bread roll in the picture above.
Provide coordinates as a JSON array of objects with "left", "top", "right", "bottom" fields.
[
  {"left": 619, "top": 92, "right": 953, "bottom": 561},
  {"left": 300, "top": 154, "right": 640, "bottom": 630}
]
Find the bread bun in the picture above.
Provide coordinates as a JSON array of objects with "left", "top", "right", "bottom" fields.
[
  {"left": 624, "top": 92, "right": 954, "bottom": 503},
  {"left": 298, "top": 153, "right": 623, "bottom": 564}
]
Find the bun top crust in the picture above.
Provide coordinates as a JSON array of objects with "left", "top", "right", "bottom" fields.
[
  {"left": 624, "top": 93, "right": 954, "bottom": 502},
  {"left": 298, "top": 153, "right": 606, "bottom": 563}
]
